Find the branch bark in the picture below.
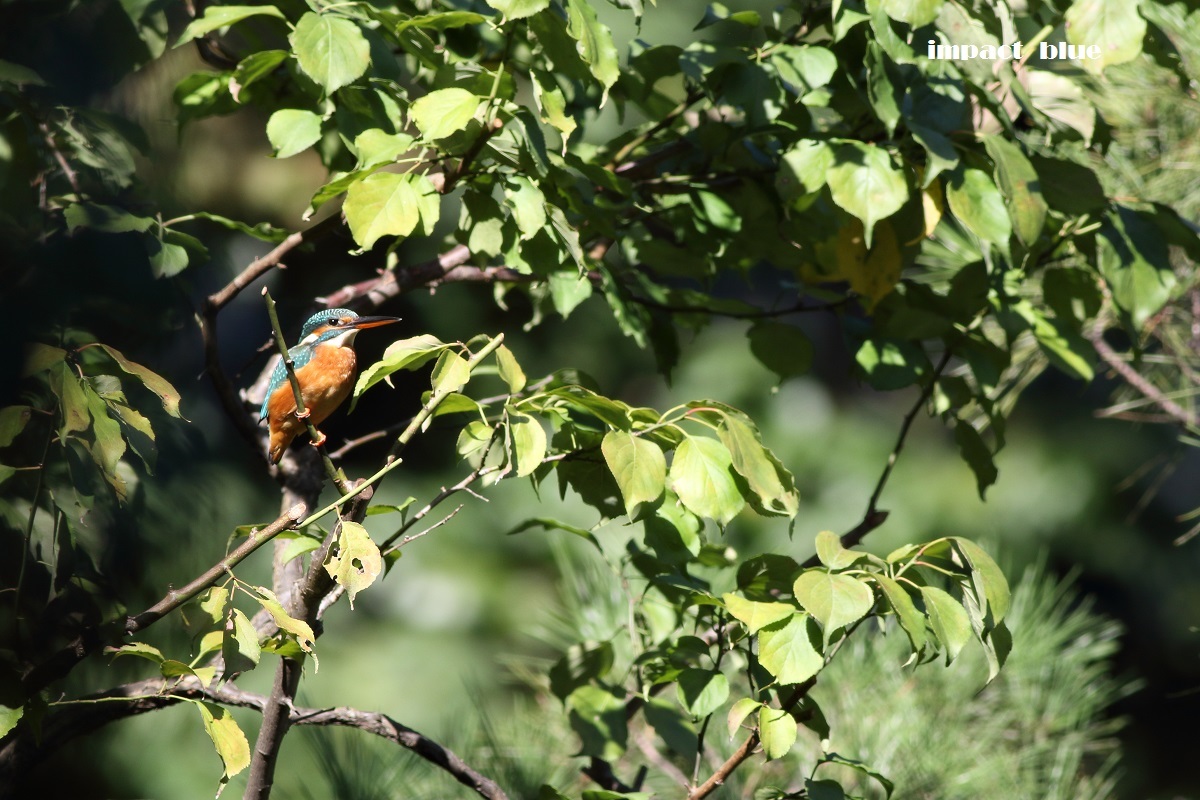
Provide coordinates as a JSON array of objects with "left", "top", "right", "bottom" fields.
[
  {"left": 0, "top": 677, "right": 508, "bottom": 800},
  {"left": 19, "top": 505, "right": 305, "bottom": 699},
  {"left": 1087, "top": 326, "right": 1198, "bottom": 428}
]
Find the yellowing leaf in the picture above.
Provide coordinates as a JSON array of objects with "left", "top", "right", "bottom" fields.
[
  {"left": 196, "top": 702, "right": 251, "bottom": 784},
  {"left": 324, "top": 521, "right": 382, "bottom": 609},
  {"left": 835, "top": 217, "right": 901, "bottom": 309}
]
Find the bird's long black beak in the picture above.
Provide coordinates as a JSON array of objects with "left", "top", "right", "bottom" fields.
[{"left": 349, "top": 316, "right": 401, "bottom": 330}]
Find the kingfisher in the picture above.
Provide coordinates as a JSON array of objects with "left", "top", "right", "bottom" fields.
[{"left": 260, "top": 308, "right": 400, "bottom": 463}]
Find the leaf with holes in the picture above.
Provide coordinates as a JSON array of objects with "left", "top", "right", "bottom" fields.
[{"left": 325, "top": 521, "right": 382, "bottom": 609}]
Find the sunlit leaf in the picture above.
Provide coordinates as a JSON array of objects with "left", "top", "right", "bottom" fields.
[
  {"left": 324, "top": 521, "right": 382, "bottom": 609},
  {"left": 290, "top": 12, "right": 370, "bottom": 94},
  {"left": 601, "top": 430, "right": 665, "bottom": 517}
]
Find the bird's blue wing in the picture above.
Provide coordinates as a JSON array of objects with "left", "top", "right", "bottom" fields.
[{"left": 259, "top": 356, "right": 290, "bottom": 421}]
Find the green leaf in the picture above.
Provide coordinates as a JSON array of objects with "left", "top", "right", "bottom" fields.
[
  {"left": 727, "top": 697, "right": 762, "bottom": 738},
  {"left": 722, "top": 593, "right": 795, "bottom": 634},
  {"left": 509, "top": 412, "right": 547, "bottom": 477},
  {"left": 1098, "top": 206, "right": 1176, "bottom": 329},
  {"left": 222, "top": 608, "right": 261, "bottom": 674},
  {"left": 64, "top": 202, "right": 154, "bottom": 234},
  {"left": 983, "top": 137, "right": 1047, "bottom": 247},
  {"left": 324, "top": 520, "right": 382, "bottom": 609},
  {"left": 951, "top": 537, "right": 1010, "bottom": 623},
  {"left": 344, "top": 172, "right": 428, "bottom": 250},
  {"left": 747, "top": 322, "right": 813, "bottom": 381},
  {"left": 566, "top": 685, "right": 627, "bottom": 760},
  {"left": 49, "top": 362, "right": 90, "bottom": 436},
  {"left": 290, "top": 12, "right": 370, "bottom": 94},
  {"left": 83, "top": 389, "right": 127, "bottom": 480},
  {"left": 266, "top": 109, "right": 322, "bottom": 159},
  {"left": 564, "top": 0, "right": 620, "bottom": 102},
  {"left": 495, "top": 345, "right": 526, "bottom": 393},
  {"left": 920, "top": 585, "right": 971, "bottom": 664},
  {"left": 644, "top": 498, "right": 702, "bottom": 563},
  {"left": 485, "top": 0, "right": 551, "bottom": 20},
  {"left": 95, "top": 344, "right": 185, "bottom": 418},
  {"left": 251, "top": 586, "right": 317, "bottom": 660},
  {"left": 1064, "top": 0, "right": 1146, "bottom": 74},
  {"left": 233, "top": 49, "right": 288, "bottom": 92},
  {"left": 815, "top": 530, "right": 863, "bottom": 570},
  {"left": 353, "top": 129, "right": 415, "bottom": 168},
  {"left": 175, "top": 5, "right": 285, "bottom": 46},
  {"left": 0, "top": 705, "right": 23, "bottom": 739},
  {"left": 354, "top": 334, "right": 449, "bottom": 398},
  {"left": 777, "top": 139, "right": 833, "bottom": 203},
  {"left": 548, "top": 270, "right": 593, "bottom": 318},
  {"left": 531, "top": 68, "right": 576, "bottom": 139},
  {"left": 185, "top": 212, "right": 289, "bottom": 243},
  {"left": 865, "top": 41, "right": 901, "bottom": 135},
  {"left": 827, "top": 142, "right": 908, "bottom": 247},
  {"left": 549, "top": 641, "right": 613, "bottom": 699},
  {"left": 601, "top": 430, "right": 666, "bottom": 517},
  {"left": 677, "top": 668, "right": 729, "bottom": 719},
  {"left": 946, "top": 167, "right": 1011, "bottom": 245},
  {"left": 880, "top": 0, "right": 942, "bottom": 27},
  {"left": 431, "top": 350, "right": 471, "bottom": 395},
  {"left": 199, "top": 586, "right": 229, "bottom": 624},
  {"left": 954, "top": 419, "right": 997, "bottom": 498},
  {"left": 506, "top": 175, "right": 547, "bottom": 240},
  {"left": 758, "top": 705, "right": 798, "bottom": 760},
  {"left": 107, "top": 641, "right": 165, "bottom": 663},
  {"left": 793, "top": 570, "right": 874, "bottom": 644},
  {"left": 23, "top": 344, "right": 67, "bottom": 376},
  {"left": 410, "top": 88, "right": 481, "bottom": 140},
  {"left": 716, "top": 413, "right": 797, "bottom": 516},
  {"left": 871, "top": 574, "right": 925, "bottom": 654},
  {"left": 757, "top": 613, "right": 823, "bottom": 685},
  {"left": 0, "top": 406, "right": 32, "bottom": 448},
  {"left": 196, "top": 702, "right": 251, "bottom": 785},
  {"left": 0, "top": 59, "right": 44, "bottom": 86},
  {"left": 668, "top": 436, "right": 743, "bottom": 526}
]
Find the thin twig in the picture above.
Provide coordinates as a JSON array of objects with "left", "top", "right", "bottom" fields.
[
  {"left": 0, "top": 676, "right": 508, "bottom": 800},
  {"left": 1088, "top": 326, "right": 1198, "bottom": 428}
]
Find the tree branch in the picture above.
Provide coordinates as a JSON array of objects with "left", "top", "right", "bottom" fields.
[
  {"left": 1087, "top": 326, "right": 1198, "bottom": 428},
  {"left": 687, "top": 679, "right": 815, "bottom": 800},
  {"left": 18, "top": 505, "right": 305, "bottom": 699},
  {"left": 1, "top": 676, "right": 508, "bottom": 800}
]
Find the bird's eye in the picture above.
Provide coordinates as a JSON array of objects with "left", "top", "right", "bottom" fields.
[{"left": 328, "top": 317, "right": 342, "bottom": 326}]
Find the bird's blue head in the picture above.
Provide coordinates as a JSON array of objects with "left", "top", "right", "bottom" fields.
[{"left": 298, "top": 308, "right": 402, "bottom": 347}]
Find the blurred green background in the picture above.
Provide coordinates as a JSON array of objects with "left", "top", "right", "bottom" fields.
[{"left": 3, "top": 0, "right": 1199, "bottom": 797}]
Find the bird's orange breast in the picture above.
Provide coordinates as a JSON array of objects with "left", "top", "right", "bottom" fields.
[{"left": 265, "top": 344, "right": 358, "bottom": 462}]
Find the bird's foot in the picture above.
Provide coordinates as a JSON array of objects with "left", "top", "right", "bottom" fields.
[
  {"left": 294, "top": 408, "right": 312, "bottom": 420},
  {"left": 309, "top": 430, "right": 327, "bottom": 447}
]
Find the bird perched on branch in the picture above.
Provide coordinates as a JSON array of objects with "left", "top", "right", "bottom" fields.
[{"left": 260, "top": 308, "right": 400, "bottom": 463}]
